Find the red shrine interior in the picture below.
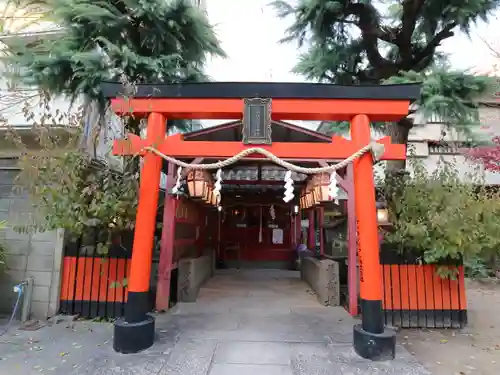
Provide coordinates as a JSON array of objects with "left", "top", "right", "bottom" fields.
[
  {"left": 165, "top": 120, "right": 348, "bottom": 270},
  {"left": 221, "top": 204, "right": 293, "bottom": 264}
]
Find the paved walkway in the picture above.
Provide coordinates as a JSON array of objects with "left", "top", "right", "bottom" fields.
[{"left": 0, "top": 269, "right": 430, "bottom": 374}]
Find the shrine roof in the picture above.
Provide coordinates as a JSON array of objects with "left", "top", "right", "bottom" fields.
[
  {"left": 182, "top": 120, "right": 331, "bottom": 143},
  {"left": 101, "top": 81, "right": 420, "bottom": 101}
]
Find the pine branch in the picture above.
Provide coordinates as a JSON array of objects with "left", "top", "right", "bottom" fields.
[
  {"left": 399, "top": 0, "right": 426, "bottom": 62},
  {"left": 413, "top": 22, "right": 457, "bottom": 67}
]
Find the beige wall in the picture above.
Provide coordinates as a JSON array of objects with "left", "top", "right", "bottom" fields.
[
  {"left": 0, "top": 159, "right": 65, "bottom": 319},
  {"left": 405, "top": 103, "right": 500, "bottom": 184}
]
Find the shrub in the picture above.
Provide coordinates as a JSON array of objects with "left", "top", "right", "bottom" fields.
[{"left": 384, "top": 156, "right": 500, "bottom": 277}]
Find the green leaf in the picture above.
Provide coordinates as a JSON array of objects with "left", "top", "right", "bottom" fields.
[{"left": 3, "top": 0, "right": 226, "bottom": 101}]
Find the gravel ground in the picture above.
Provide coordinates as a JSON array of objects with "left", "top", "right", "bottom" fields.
[{"left": 399, "top": 279, "right": 500, "bottom": 375}]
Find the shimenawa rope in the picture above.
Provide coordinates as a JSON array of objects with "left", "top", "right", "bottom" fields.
[{"left": 142, "top": 141, "right": 384, "bottom": 174}]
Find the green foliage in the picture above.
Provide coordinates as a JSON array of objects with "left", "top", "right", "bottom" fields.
[
  {"left": 272, "top": 0, "right": 499, "bottom": 82},
  {"left": 464, "top": 256, "right": 492, "bottom": 279},
  {"left": 2, "top": 91, "right": 138, "bottom": 254},
  {"left": 385, "top": 71, "right": 494, "bottom": 140},
  {"left": 384, "top": 156, "right": 500, "bottom": 269},
  {"left": 20, "top": 151, "right": 137, "bottom": 232},
  {"left": 13, "top": 142, "right": 139, "bottom": 253},
  {"left": 272, "top": 0, "right": 499, "bottom": 146},
  {"left": 323, "top": 71, "right": 494, "bottom": 136},
  {"left": 2, "top": 0, "right": 226, "bottom": 101},
  {"left": 1, "top": 0, "right": 225, "bottom": 253}
]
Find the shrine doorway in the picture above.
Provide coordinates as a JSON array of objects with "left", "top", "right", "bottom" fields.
[
  {"left": 220, "top": 202, "right": 293, "bottom": 269},
  {"left": 179, "top": 119, "right": 334, "bottom": 270}
]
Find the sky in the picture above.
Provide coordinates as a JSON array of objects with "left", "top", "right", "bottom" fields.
[
  {"left": 201, "top": 0, "right": 499, "bottom": 128},
  {"left": 204, "top": 0, "right": 499, "bottom": 80}
]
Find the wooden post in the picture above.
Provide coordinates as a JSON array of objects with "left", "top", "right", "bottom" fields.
[
  {"left": 318, "top": 206, "right": 324, "bottom": 256},
  {"left": 350, "top": 114, "right": 395, "bottom": 360},
  {"left": 307, "top": 209, "right": 315, "bottom": 250},
  {"left": 156, "top": 163, "right": 177, "bottom": 311},
  {"left": 295, "top": 212, "right": 302, "bottom": 246},
  {"left": 113, "top": 112, "right": 166, "bottom": 354},
  {"left": 217, "top": 207, "right": 222, "bottom": 261}
]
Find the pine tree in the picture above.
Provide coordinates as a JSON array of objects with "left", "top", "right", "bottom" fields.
[
  {"left": 2, "top": 0, "right": 226, "bottom": 132},
  {"left": 272, "top": 0, "right": 497, "bottom": 170}
]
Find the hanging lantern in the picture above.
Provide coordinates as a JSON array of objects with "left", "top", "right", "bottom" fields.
[
  {"left": 303, "top": 184, "right": 309, "bottom": 208},
  {"left": 203, "top": 183, "right": 213, "bottom": 204},
  {"left": 304, "top": 188, "right": 311, "bottom": 208},
  {"left": 311, "top": 174, "right": 322, "bottom": 205},
  {"left": 210, "top": 189, "right": 218, "bottom": 206},
  {"left": 313, "top": 172, "right": 333, "bottom": 202},
  {"left": 306, "top": 191, "right": 313, "bottom": 208},
  {"left": 306, "top": 179, "right": 317, "bottom": 207},
  {"left": 187, "top": 170, "right": 209, "bottom": 199}
]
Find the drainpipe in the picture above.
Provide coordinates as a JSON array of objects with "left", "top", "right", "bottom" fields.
[{"left": 19, "top": 277, "right": 34, "bottom": 323}]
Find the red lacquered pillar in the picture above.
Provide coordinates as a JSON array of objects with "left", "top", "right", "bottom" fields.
[
  {"left": 114, "top": 112, "right": 166, "bottom": 354},
  {"left": 350, "top": 114, "right": 395, "bottom": 361}
]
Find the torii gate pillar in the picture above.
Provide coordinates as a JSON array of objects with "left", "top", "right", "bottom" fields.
[
  {"left": 113, "top": 112, "right": 165, "bottom": 354},
  {"left": 351, "top": 114, "right": 395, "bottom": 360}
]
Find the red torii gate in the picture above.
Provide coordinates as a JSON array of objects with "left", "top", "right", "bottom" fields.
[{"left": 105, "top": 82, "right": 420, "bottom": 360}]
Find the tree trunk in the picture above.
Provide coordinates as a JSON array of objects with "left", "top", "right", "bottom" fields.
[
  {"left": 383, "top": 118, "right": 413, "bottom": 212},
  {"left": 384, "top": 117, "right": 413, "bottom": 173}
]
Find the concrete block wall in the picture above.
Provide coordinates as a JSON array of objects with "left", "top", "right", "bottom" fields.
[
  {"left": 177, "top": 251, "right": 214, "bottom": 303},
  {"left": 300, "top": 257, "right": 340, "bottom": 306},
  {"left": 0, "top": 162, "right": 64, "bottom": 320}
]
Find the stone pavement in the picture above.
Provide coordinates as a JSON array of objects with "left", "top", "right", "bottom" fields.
[{"left": 0, "top": 269, "right": 431, "bottom": 374}]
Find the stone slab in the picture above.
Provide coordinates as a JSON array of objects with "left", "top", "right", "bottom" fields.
[
  {"left": 0, "top": 269, "right": 431, "bottom": 375},
  {"left": 209, "top": 364, "right": 293, "bottom": 375},
  {"left": 214, "top": 341, "right": 291, "bottom": 365}
]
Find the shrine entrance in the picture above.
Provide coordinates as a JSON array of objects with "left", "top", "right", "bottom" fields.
[
  {"left": 106, "top": 81, "right": 420, "bottom": 361},
  {"left": 182, "top": 120, "right": 335, "bottom": 270},
  {"left": 219, "top": 198, "right": 295, "bottom": 269}
]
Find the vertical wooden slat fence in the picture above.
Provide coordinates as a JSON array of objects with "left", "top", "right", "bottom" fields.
[
  {"left": 59, "top": 230, "right": 178, "bottom": 318},
  {"left": 379, "top": 246, "right": 468, "bottom": 329}
]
